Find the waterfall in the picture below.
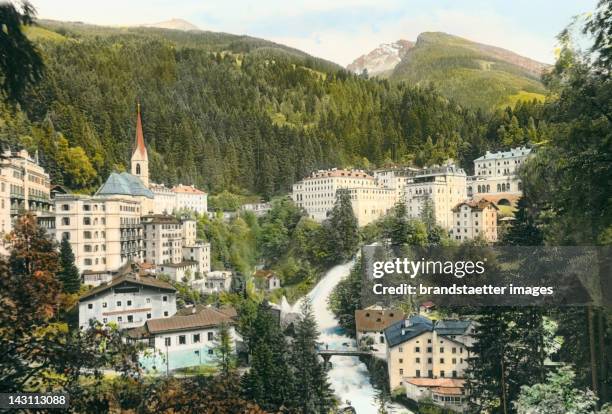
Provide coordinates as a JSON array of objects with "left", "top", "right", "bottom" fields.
[{"left": 281, "top": 260, "right": 411, "bottom": 413}]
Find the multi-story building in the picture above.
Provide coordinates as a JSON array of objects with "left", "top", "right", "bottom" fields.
[
  {"left": 142, "top": 215, "right": 183, "bottom": 266},
  {"left": 192, "top": 270, "right": 232, "bottom": 294},
  {"left": 355, "top": 305, "right": 405, "bottom": 359},
  {"left": 373, "top": 167, "right": 420, "bottom": 200},
  {"left": 142, "top": 214, "right": 210, "bottom": 281},
  {"left": 0, "top": 149, "right": 52, "bottom": 235},
  {"left": 384, "top": 315, "right": 475, "bottom": 391},
  {"left": 291, "top": 169, "right": 398, "bottom": 226},
  {"left": 54, "top": 193, "right": 144, "bottom": 273},
  {"left": 78, "top": 269, "right": 176, "bottom": 330},
  {"left": 467, "top": 147, "right": 531, "bottom": 206},
  {"left": 172, "top": 184, "right": 208, "bottom": 214},
  {"left": 450, "top": 199, "right": 498, "bottom": 242},
  {"left": 405, "top": 164, "right": 467, "bottom": 229},
  {"left": 150, "top": 183, "right": 177, "bottom": 215}
]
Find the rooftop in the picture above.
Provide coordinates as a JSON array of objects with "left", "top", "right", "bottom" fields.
[
  {"left": 355, "top": 308, "right": 405, "bottom": 333},
  {"left": 79, "top": 273, "right": 175, "bottom": 301},
  {"left": 96, "top": 172, "right": 154, "bottom": 199},
  {"left": 452, "top": 199, "right": 499, "bottom": 212},
  {"left": 172, "top": 184, "right": 206, "bottom": 195},
  {"left": 304, "top": 168, "right": 374, "bottom": 180},
  {"left": 475, "top": 146, "right": 531, "bottom": 161},
  {"left": 385, "top": 316, "right": 473, "bottom": 347},
  {"left": 141, "top": 214, "right": 181, "bottom": 225},
  {"left": 140, "top": 306, "right": 234, "bottom": 335}
]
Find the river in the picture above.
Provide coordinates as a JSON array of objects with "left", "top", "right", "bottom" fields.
[{"left": 282, "top": 261, "right": 411, "bottom": 414}]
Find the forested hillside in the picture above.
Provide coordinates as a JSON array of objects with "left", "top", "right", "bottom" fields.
[
  {"left": 389, "top": 32, "right": 548, "bottom": 110},
  {"left": 0, "top": 21, "right": 549, "bottom": 197}
]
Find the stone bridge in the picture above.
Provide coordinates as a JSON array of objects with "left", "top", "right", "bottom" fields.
[{"left": 317, "top": 348, "right": 371, "bottom": 368}]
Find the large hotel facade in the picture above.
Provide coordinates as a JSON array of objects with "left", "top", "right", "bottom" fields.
[{"left": 291, "top": 169, "right": 398, "bottom": 226}]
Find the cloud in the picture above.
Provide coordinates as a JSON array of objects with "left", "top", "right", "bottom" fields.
[{"left": 261, "top": 7, "right": 559, "bottom": 66}]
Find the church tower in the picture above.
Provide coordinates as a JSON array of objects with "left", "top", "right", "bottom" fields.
[{"left": 131, "top": 103, "right": 149, "bottom": 187}]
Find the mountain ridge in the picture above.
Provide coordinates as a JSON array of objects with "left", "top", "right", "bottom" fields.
[
  {"left": 141, "top": 18, "right": 201, "bottom": 32},
  {"left": 348, "top": 32, "right": 549, "bottom": 109}
]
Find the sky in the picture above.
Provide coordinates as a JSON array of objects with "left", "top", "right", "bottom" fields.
[{"left": 30, "top": 0, "right": 597, "bottom": 66}]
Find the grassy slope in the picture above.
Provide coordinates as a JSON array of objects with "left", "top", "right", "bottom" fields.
[{"left": 390, "top": 32, "right": 547, "bottom": 110}]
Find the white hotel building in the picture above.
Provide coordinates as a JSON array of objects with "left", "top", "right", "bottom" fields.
[
  {"left": 291, "top": 169, "right": 398, "bottom": 226},
  {"left": 405, "top": 164, "right": 467, "bottom": 230},
  {"left": 467, "top": 147, "right": 531, "bottom": 205},
  {"left": 450, "top": 199, "right": 498, "bottom": 242}
]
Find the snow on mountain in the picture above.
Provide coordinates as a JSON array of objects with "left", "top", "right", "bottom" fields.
[{"left": 346, "top": 39, "right": 413, "bottom": 76}]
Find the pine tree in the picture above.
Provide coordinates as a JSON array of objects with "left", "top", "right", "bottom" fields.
[
  {"left": 501, "top": 197, "right": 543, "bottom": 246},
  {"left": 241, "top": 302, "right": 295, "bottom": 411},
  {"left": 326, "top": 189, "right": 359, "bottom": 263},
  {"left": 58, "top": 237, "right": 81, "bottom": 294},
  {"left": 291, "top": 299, "right": 334, "bottom": 413},
  {"left": 387, "top": 201, "right": 409, "bottom": 246},
  {"left": 214, "top": 322, "right": 236, "bottom": 380}
]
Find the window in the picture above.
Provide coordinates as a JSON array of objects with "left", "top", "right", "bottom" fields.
[
  {"left": 61, "top": 217, "right": 70, "bottom": 226},
  {"left": 146, "top": 313, "right": 151, "bottom": 319},
  {"left": 102, "top": 302, "right": 107, "bottom": 308},
  {"left": 208, "top": 349, "right": 213, "bottom": 355},
  {"left": 452, "top": 371, "right": 457, "bottom": 378},
  {"left": 84, "top": 245, "right": 92, "bottom": 252},
  {"left": 414, "top": 346, "right": 420, "bottom": 353},
  {"left": 61, "top": 204, "right": 69, "bottom": 211},
  {"left": 428, "top": 370, "right": 433, "bottom": 378},
  {"left": 84, "top": 258, "right": 92, "bottom": 266},
  {"left": 127, "top": 300, "right": 132, "bottom": 307},
  {"left": 399, "top": 368, "right": 403, "bottom": 375},
  {"left": 193, "top": 334, "right": 201, "bottom": 343},
  {"left": 146, "top": 298, "right": 151, "bottom": 304},
  {"left": 165, "top": 337, "right": 171, "bottom": 346},
  {"left": 415, "top": 358, "right": 420, "bottom": 363},
  {"left": 440, "top": 347, "right": 444, "bottom": 353},
  {"left": 440, "top": 370, "right": 445, "bottom": 378},
  {"left": 207, "top": 332, "right": 214, "bottom": 341},
  {"left": 117, "top": 316, "right": 123, "bottom": 322},
  {"left": 162, "top": 295, "right": 168, "bottom": 302},
  {"left": 452, "top": 358, "right": 457, "bottom": 364},
  {"left": 428, "top": 357, "right": 432, "bottom": 364},
  {"left": 148, "top": 337, "right": 155, "bottom": 348},
  {"left": 62, "top": 232, "right": 70, "bottom": 240},
  {"left": 116, "top": 301, "right": 122, "bottom": 307},
  {"left": 399, "top": 358, "right": 403, "bottom": 363},
  {"left": 84, "top": 231, "right": 92, "bottom": 239},
  {"left": 164, "top": 311, "right": 169, "bottom": 317},
  {"left": 398, "top": 346, "right": 403, "bottom": 353},
  {"left": 440, "top": 358, "right": 445, "bottom": 364},
  {"left": 83, "top": 217, "right": 91, "bottom": 225},
  {"left": 452, "top": 347, "right": 457, "bottom": 354},
  {"left": 427, "top": 339, "right": 432, "bottom": 343},
  {"left": 179, "top": 335, "right": 186, "bottom": 345},
  {"left": 136, "top": 163, "right": 141, "bottom": 175},
  {"left": 427, "top": 347, "right": 432, "bottom": 353},
  {"left": 87, "top": 303, "right": 93, "bottom": 309},
  {"left": 416, "top": 370, "right": 421, "bottom": 378},
  {"left": 127, "top": 315, "right": 133, "bottom": 323}
]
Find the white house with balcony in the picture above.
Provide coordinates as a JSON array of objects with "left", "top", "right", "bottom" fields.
[{"left": 78, "top": 271, "right": 176, "bottom": 330}]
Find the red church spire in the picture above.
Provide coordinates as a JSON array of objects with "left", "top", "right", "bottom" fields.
[{"left": 133, "top": 102, "right": 146, "bottom": 157}]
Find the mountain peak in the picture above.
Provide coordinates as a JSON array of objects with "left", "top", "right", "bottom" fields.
[
  {"left": 142, "top": 18, "right": 200, "bottom": 32},
  {"left": 347, "top": 39, "right": 414, "bottom": 76}
]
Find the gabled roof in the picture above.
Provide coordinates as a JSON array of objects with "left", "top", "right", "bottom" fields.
[
  {"left": 79, "top": 273, "right": 175, "bottom": 301},
  {"left": 452, "top": 198, "right": 499, "bottom": 212},
  {"left": 384, "top": 315, "right": 433, "bottom": 348},
  {"left": 96, "top": 172, "right": 154, "bottom": 199},
  {"left": 172, "top": 184, "right": 206, "bottom": 194},
  {"left": 385, "top": 316, "right": 474, "bottom": 348},
  {"left": 355, "top": 308, "right": 405, "bottom": 333},
  {"left": 145, "top": 306, "right": 233, "bottom": 334},
  {"left": 434, "top": 319, "right": 473, "bottom": 336}
]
